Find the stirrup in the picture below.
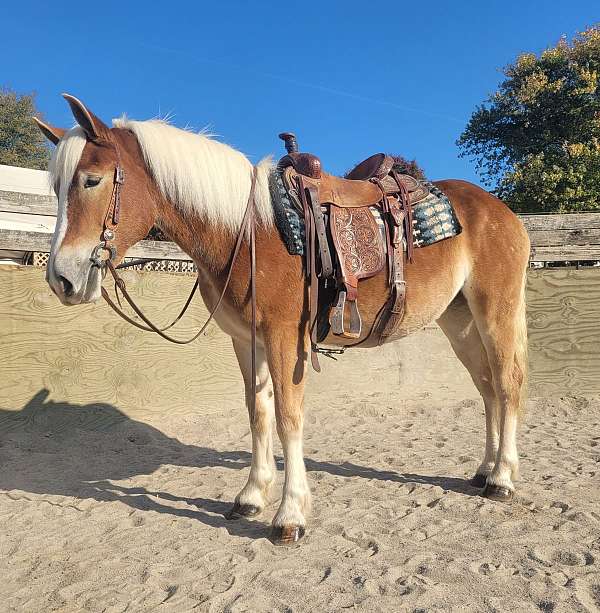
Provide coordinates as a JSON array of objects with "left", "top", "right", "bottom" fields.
[{"left": 329, "top": 290, "right": 362, "bottom": 339}]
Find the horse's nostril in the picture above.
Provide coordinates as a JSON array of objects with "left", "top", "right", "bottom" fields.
[{"left": 58, "top": 275, "right": 74, "bottom": 297}]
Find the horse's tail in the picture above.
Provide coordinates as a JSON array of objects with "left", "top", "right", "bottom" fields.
[{"left": 514, "top": 267, "right": 529, "bottom": 416}]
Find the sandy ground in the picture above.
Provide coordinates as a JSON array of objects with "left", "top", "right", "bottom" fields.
[{"left": 1, "top": 388, "right": 599, "bottom": 612}]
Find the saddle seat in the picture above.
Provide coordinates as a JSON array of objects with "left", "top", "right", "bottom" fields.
[
  {"left": 281, "top": 151, "right": 430, "bottom": 207},
  {"left": 281, "top": 165, "right": 384, "bottom": 209}
]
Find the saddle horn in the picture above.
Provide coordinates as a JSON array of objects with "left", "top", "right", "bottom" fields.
[{"left": 279, "top": 132, "right": 298, "bottom": 153}]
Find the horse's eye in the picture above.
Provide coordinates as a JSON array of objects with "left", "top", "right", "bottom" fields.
[{"left": 84, "top": 176, "right": 102, "bottom": 188}]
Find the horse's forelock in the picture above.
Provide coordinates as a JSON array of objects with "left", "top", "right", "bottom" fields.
[{"left": 49, "top": 126, "right": 87, "bottom": 197}]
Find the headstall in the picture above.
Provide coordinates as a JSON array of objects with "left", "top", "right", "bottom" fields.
[{"left": 90, "top": 144, "right": 124, "bottom": 269}]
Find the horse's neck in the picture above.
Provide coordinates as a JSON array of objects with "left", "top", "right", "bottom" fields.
[
  {"left": 155, "top": 195, "right": 240, "bottom": 275},
  {"left": 149, "top": 155, "right": 272, "bottom": 280}
]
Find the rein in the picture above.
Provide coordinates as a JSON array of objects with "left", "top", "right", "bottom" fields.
[{"left": 92, "top": 147, "right": 259, "bottom": 410}]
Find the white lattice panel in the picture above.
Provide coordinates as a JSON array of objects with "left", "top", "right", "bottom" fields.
[
  {"left": 33, "top": 252, "right": 49, "bottom": 267},
  {"left": 30, "top": 252, "right": 196, "bottom": 274}
]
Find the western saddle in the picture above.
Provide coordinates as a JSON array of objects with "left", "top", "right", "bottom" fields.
[{"left": 277, "top": 133, "right": 426, "bottom": 371}]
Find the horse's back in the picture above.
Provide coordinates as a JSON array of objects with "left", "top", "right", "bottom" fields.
[{"left": 434, "top": 179, "right": 530, "bottom": 256}]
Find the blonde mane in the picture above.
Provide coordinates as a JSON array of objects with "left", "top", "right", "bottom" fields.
[
  {"left": 112, "top": 117, "right": 274, "bottom": 230},
  {"left": 48, "top": 119, "right": 274, "bottom": 234}
]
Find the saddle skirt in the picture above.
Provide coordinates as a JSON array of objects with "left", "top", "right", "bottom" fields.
[{"left": 330, "top": 206, "right": 386, "bottom": 300}]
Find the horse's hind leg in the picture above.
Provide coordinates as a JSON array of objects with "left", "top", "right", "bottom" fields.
[
  {"left": 463, "top": 270, "right": 528, "bottom": 501},
  {"left": 227, "top": 339, "right": 276, "bottom": 519},
  {"left": 437, "top": 294, "right": 499, "bottom": 486}
]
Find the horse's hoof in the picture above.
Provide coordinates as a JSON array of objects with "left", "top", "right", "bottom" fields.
[
  {"left": 482, "top": 483, "right": 514, "bottom": 502},
  {"left": 270, "top": 525, "right": 305, "bottom": 545},
  {"left": 225, "top": 502, "right": 261, "bottom": 520},
  {"left": 471, "top": 473, "right": 488, "bottom": 488}
]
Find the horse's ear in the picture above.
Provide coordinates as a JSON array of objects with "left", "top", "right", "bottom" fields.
[
  {"left": 32, "top": 117, "right": 66, "bottom": 145},
  {"left": 62, "top": 93, "right": 110, "bottom": 141}
]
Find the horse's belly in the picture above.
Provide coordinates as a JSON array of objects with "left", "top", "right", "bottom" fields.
[{"left": 320, "top": 239, "right": 469, "bottom": 348}]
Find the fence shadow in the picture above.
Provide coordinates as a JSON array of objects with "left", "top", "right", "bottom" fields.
[{"left": 0, "top": 389, "right": 479, "bottom": 538}]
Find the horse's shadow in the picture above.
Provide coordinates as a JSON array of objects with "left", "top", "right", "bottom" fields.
[{"left": 0, "top": 389, "right": 477, "bottom": 539}]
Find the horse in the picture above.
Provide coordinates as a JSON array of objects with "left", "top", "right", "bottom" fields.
[{"left": 34, "top": 94, "right": 530, "bottom": 545}]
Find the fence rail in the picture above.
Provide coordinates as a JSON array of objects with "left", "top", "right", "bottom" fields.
[
  {"left": 2, "top": 189, "right": 600, "bottom": 263},
  {"left": 0, "top": 189, "right": 57, "bottom": 216},
  {"left": 0, "top": 228, "right": 190, "bottom": 261}
]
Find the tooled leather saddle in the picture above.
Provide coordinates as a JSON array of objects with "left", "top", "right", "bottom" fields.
[{"left": 277, "top": 133, "right": 431, "bottom": 372}]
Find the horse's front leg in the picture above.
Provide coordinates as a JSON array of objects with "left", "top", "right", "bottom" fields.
[
  {"left": 265, "top": 327, "right": 310, "bottom": 544},
  {"left": 227, "top": 339, "right": 276, "bottom": 519}
]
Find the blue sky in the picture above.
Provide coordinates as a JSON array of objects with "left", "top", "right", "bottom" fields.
[{"left": 2, "top": 1, "right": 598, "bottom": 183}]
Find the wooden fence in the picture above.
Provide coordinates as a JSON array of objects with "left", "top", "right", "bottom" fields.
[
  {"left": 3, "top": 186, "right": 600, "bottom": 262},
  {"left": 1, "top": 185, "right": 600, "bottom": 418}
]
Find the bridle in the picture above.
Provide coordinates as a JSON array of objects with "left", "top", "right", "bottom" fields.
[
  {"left": 89, "top": 140, "right": 259, "bottom": 409},
  {"left": 90, "top": 143, "right": 124, "bottom": 269}
]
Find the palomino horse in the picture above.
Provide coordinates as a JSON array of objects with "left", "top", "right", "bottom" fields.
[{"left": 35, "top": 94, "right": 529, "bottom": 545}]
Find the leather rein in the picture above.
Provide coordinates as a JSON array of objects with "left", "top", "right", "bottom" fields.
[{"left": 91, "top": 144, "right": 259, "bottom": 407}]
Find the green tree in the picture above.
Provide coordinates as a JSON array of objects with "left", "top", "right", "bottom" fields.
[
  {"left": 0, "top": 89, "right": 50, "bottom": 170},
  {"left": 458, "top": 25, "right": 600, "bottom": 213},
  {"left": 390, "top": 155, "right": 426, "bottom": 180}
]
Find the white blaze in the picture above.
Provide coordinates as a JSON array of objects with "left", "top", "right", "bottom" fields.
[{"left": 47, "top": 126, "right": 87, "bottom": 279}]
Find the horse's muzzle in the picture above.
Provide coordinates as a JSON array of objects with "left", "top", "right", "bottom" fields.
[{"left": 48, "top": 246, "right": 102, "bottom": 305}]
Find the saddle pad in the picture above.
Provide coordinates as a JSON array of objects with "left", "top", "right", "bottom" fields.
[
  {"left": 269, "top": 167, "right": 305, "bottom": 255},
  {"left": 411, "top": 184, "right": 463, "bottom": 247},
  {"left": 269, "top": 168, "right": 461, "bottom": 256}
]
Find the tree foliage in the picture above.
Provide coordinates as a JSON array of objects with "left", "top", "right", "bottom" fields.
[
  {"left": 458, "top": 25, "right": 600, "bottom": 213},
  {"left": 390, "top": 155, "right": 426, "bottom": 180},
  {"left": 0, "top": 89, "right": 50, "bottom": 170}
]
